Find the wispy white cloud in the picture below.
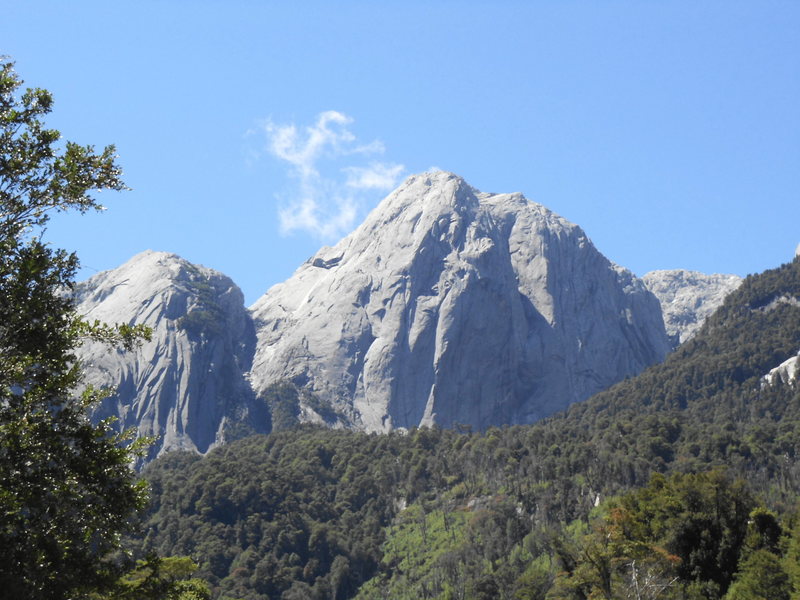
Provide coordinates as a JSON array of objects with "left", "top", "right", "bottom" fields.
[
  {"left": 344, "top": 162, "right": 406, "bottom": 190},
  {"left": 258, "top": 111, "right": 405, "bottom": 239}
]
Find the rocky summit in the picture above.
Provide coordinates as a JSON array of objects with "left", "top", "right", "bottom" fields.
[
  {"left": 75, "top": 172, "right": 742, "bottom": 455},
  {"left": 75, "top": 250, "right": 264, "bottom": 459},
  {"left": 249, "top": 172, "right": 671, "bottom": 431}
]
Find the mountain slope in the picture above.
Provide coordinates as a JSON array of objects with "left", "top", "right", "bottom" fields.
[
  {"left": 249, "top": 172, "right": 671, "bottom": 431},
  {"left": 75, "top": 250, "right": 265, "bottom": 459},
  {"left": 135, "top": 256, "right": 800, "bottom": 600},
  {"left": 542, "top": 255, "right": 800, "bottom": 500}
]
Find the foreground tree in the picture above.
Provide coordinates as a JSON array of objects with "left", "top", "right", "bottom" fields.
[
  {"left": 92, "top": 556, "right": 211, "bottom": 600},
  {"left": 0, "top": 57, "right": 150, "bottom": 599},
  {"left": 548, "top": 471, "right": 761, "bottom": 599}
]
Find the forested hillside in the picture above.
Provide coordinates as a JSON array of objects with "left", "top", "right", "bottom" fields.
[{"left": 135, "top": 256, "right": 800, "bottom": 599}]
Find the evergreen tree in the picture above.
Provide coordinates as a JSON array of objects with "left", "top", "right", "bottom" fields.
[
  {"left": 0, "top": 57, "right": 149, "bottom": 599},
  {"left": 724, "top": 550, "right": 791, "bottom": 600}
]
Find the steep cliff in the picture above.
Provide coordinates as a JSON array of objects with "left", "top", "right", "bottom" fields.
[
  {"left": 249, "top": 172, "right": 671, "bottom": 431},
  {"left": 75, "top": 250, "right": 263, "bottom": 459}
]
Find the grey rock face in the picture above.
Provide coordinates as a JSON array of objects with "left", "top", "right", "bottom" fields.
[
  {"left": 763, "top": 350, "right": 799, "bottom": 387},
  {"left": 642, "top": 269, "right": 742, "bottom": 346},
  {"left": 249, "top": 172, "right": 671, "bottom": 432},
  {"left": 75, "top": 250, "right": 263, "bottom": 459},
  {"left": 75, "top": 173, "right": 679, "bottom": 450}
]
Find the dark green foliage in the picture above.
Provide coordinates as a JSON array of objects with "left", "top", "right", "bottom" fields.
[
  {"left": 725, "top": 549, "right": 791, "bottom": 600},
  {"left": 177, "top": 269, "right": 227, "bottom": 340},
  {"left": 260, "top": 381, "right": 343, "bottom": 432},
  {"left": 134, "top": 257, "right": 800, "bottom": 599},
  {"left": 618, "top": 471, "right": 754, "bottom": 593},
  {"left": 302, "top": 392, "right": 339, "bottom": 424},
  {"left": 261, "top": 382, "right": 300, "bottom": 432},
  {"left": 180, "top": 309, "right": 225, "bottom": 339},
  {"left": 0, "top": 58, "right": 149, "bottom": 599},
  {"left": 547, "top": 471, "right": 795, "bottom": 599},
  {"left": 97, "top": 555, "right": 212, "bottom": 600},
  {"left": 137, "top": 428, "right": 428, "bottom": 599}
]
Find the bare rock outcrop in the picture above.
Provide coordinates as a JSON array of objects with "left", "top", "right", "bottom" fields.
[
  {"left": 75, "top": 250, "right": 262, "bottom": 459},
  {"left": 642, "top": 270, "right": 742, "bottom": 346},
  {"left": 75, "top": 173, "right": 680, "bottom": 450},
  {"left": 249, "top": 172, "right": 671, "bottom": 431}
]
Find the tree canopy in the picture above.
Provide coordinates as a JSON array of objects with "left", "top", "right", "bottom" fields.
[{"left": 0, "top": 57, "right": 151, "bottom": 599}]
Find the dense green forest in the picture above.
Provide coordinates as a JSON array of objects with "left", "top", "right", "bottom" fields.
[{"left": 133, "top": 257, "right": 800, "bottom": 599}]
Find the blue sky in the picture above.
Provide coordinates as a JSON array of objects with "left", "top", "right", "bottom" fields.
[{"left": 3, "top": 2, "right": 798, "bottom": 304}]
